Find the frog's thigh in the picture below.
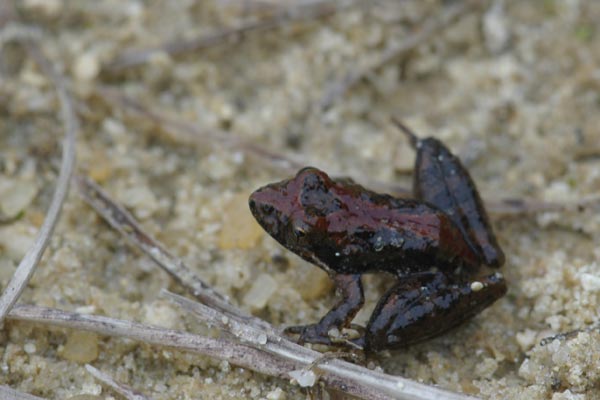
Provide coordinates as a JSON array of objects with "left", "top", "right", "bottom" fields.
[{"left": 364, "top": 273, "right": 506, "bottom": 351}]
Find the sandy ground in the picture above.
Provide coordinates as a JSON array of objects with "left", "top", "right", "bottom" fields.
[{"left": 1, "top": 0, "right": 600, "bottom": 399}]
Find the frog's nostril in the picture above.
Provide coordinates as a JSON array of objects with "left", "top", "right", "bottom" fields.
[
  {"left": 263, "top": 204, "right": 274, "bottom": 214},
  {"left": 249, "top": 199, "right": 256, "bottom": 210}
]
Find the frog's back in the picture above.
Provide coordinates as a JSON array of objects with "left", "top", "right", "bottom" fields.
[
  {"left": 312, "top": 186, "right": 481, "bottom": 276},
  {"left": 249, "top": 167, "right": 481, "bottom": 277}
]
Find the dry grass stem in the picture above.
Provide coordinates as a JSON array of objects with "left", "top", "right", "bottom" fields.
[
  {"left": 489, "top": 195, "right": 600, "bottom": 216},
  {"left": 0, "top": 38, "right": 77, "bottom": 324},
  {"left": 95, "top": 86, "right": 600, "bottom": 216},
  {"left": 319, "top": 1, "right": 477, "bottom": 110},
  {"left": 85, "top": 365, "right": 152, "bottom": 400},
  {"left": 74, "top": 175, "right": 258, "bottom": 324},
  {"left": 7, "top": 304, "right": 295, "bottom": 379},
  {"left": 0, "top": 386, "right": 45, "bottom": 400},
  {"left": 74, "top": 174, "right": 476, "bottom": 398},
  {"left": 104, "top": 0, "right": 365, "bottom": 72},
  {"left": 5, "top": 300, "right": 477, "bottom": 400},
  {"left": 163, "top": 289, "right": 478, "bottom": 400},
  {"left": 166, "top": 288, "right": 479, "bottom": 400},
  {"left": 94, "top": 86, "right": 305, "bottom": 173}
]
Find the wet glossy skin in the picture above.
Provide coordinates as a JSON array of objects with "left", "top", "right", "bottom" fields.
[{"left": 249, "top": 126, "right": 506, "bottom": 351}]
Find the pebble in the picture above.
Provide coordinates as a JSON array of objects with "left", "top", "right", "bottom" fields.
[
  {"left": 74, "top": 53, "right": 100, "bottom": 82},
  {"left": 218, "top": 193, "right": 264, "bottom": 250},
  {"left": 243, "top": 273, "right": 278, "bottom": 311},
  {"left": 61, "top": 332, "right": 99, "bottom": 363}
]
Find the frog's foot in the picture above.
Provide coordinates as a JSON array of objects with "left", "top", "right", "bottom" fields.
[
  {"left": 286, "top": 323, "right": 366, "bottom": 348},
  {"left": 285, "top": 323, "right": 334, "bottom": 346},
  {"left": 286, "top": 274, "right": 365, "bottom": 347}
]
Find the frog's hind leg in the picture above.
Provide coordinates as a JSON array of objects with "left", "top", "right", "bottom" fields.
[
  {"left": 362, "top": 272, "right": 506, "bottom": 352},
  {"left": 393, "top": 118, "right": 505, "bottom": 268},
  {"left": 285, "top": 273, "right": 364, "bottom": 346}
]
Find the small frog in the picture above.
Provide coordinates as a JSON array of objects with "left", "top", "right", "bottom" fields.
[{"left": 248, "top": 121, "right": 506, "bottom": 351}]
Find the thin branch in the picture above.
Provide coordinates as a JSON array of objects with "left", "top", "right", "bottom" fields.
[
  {"left": 319, "top": 1, "right": 478, "bottom": 110},
  {"left": 74, "top": 175, "right": 262, "bottom": 325},
  {"left": 488, "top": 194, "right": 600, "bottom": 216},
  {"left": 0, "top": 37, "right": 78, "bottom": 324},
  {"left": 74, "top": 170, "right": 475, "bottom": 398},
  {"left": 85, "top": 365, "right": 152, "bottom": 400},
  {"left": 92, "top": 86, "right": 600, "bottom": 216},
  {"left": 103, "top": 0, "right": 365, "bottom": 72},
  {"left": 7, "top": 304, "right": 295, "bottom": 379},
  {"left": 94, "top": 86, "right": 305, "bottom": 173},
  {"left": 539, "top": 321, "right": 600, "bottom": 347},
  {"left": 164, "top": 290, "right": 470, "bottom": 400},
  {"left": 7, "top": 303, "right": 476, "bottom": 400},
  {"left": 0, "top": 386, "right": 45, "bottom": 400}
]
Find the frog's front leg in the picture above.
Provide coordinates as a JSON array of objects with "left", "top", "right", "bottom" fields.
[
  {"left": 286, "top": 273, "right": 364, "bottom": 346},
  {"left": 361, "top": 272, "right": 506, "bottom": 351}
]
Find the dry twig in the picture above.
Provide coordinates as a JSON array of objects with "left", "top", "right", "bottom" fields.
[
  {"left": 74, "top": 175, "right": 260, "bottom": 325},
  {"left": 94, "top": 86, "right": 305, "bottom": 173},
  {"left": 0, "top": 386, "right": 45, "bottom": 400},
  {"left": 6, "top": 303, "right": 476, "bottom": 400},
  {"left": 319, "top": 1, "right": 478, "bottom": 110},
  {"left": 104, "top": 0, "right": 365, "bottom": 72},
  {"left": 0, "top": 36, "right": 78, "bottom": 324},
  {"left": 85, "top": 365, "right": 152, "bottom": 400},
  {"left": 7, "top": 305, "right": 296, "bottom": 382},
  {"left": 93, "top": 86, "right": 600, "bottom": 216},
  {"left": 164, "top": 290, "right": 479, "bottom": 400},
  {"left": 74, "top": 173, "right": 476, "bottom": 399}
]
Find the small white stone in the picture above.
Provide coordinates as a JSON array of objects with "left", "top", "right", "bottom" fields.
[
  {"left": 74, "top": 305, "right": 96, "bottom": 314},
  {"left": 243, "top": 273, "right": 278, "bottom": 311},
  {"left": 120, "top": 185, "right": 160, "bottom": 219},
  {"left": 327, "top": 327, "right": 340, "bottom": 339},
  {"left": 340, "top": 328, "right": 361, "bottom": 340},
  {"left": 219, "top": 360, "right": 230, "bottom": 372},
  {"left": 0, "top": 179, "right": 38, "bottom": 219},
  {"left": 74, "top": 52, "right": 100, "bottom": 82},
  {"left": 483, "top": 0, "right": 510, "bottom": 54},
  {"left": 24, "top": 343, "right": 36, "bottom": 354},
  {"left": 266, "top": 387, "right": 285, "bottom": 400},
  {"left": 143, "top": 302, "right": 178, "bottom": 329},
  {"left": 257, "top": 333, "right": 268, "bottom": 345},
  {"left": 470, "top": 281, "right": 484, "bottom": 292},
  {"left": 81, "top": 382, "right": 102, "bottom": 395},
  {"left": 289, "top": 369, "right": 316, "bottom": 387},
  {"left": 515, "top": 329, "right": 537, "bottom": 352},
  {"left": 580, "top": 272, "right": 600, "bottom": 291},
  {"left": 0, "top": 223, "right": 37, "bottom": 261}
]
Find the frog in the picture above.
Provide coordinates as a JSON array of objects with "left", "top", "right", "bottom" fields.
[{"left": 248, "top": 121, "right": 507, "bottom": 351}]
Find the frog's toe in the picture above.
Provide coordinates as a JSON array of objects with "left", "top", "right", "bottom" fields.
[{"left": 284, "top": 324, "right": 333, "bottom": 346}]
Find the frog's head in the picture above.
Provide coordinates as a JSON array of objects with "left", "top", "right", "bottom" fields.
[{"left": 249, "top": 167, "right": 339, "bottom": 258}]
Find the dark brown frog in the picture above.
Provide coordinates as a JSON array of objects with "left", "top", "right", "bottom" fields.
[{"left": 249, "top": 121, "right": 506, "bottom": 351}]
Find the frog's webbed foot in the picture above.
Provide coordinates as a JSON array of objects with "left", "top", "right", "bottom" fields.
[
  {"left": 285, "top": 323, "right": 334, "bottom": 346},
  {"left": 285, "top": 273, "right": 364, "bottom": 347},
  {"left": 285, "top": 323, "right": 366, "bottom": 348}
]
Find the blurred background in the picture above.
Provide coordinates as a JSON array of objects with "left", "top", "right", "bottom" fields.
[{"left": 1, "top": 1, "right": 600, "bottom": 399}]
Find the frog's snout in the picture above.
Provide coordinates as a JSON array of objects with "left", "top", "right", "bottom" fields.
[
  {"left": 249, "top": 186, "right": 283, "bottom": 221},
  {"left": 248, "top": 197, "right": 257, "bottom": 214},
  {"left": 249, "top": 197, "right": 274, "bottom": 218}
]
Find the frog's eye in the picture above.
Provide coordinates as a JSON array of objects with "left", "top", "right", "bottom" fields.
[
  {"left": 294, "top": 227, "right": 306, "bottom": 238},
  {"left": 262, "top": 204, "right": 275, "bottom": 214},
  {"left": 292, "top": 220, "right": 310, "bottom": 239}
]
